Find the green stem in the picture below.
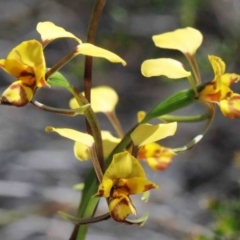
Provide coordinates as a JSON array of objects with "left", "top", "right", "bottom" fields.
[
  {"left": 31, "top": 100, "right": 89, "bottom": 116},
  {"left": 172, "top": 101, "right": 216, "bottom": 153},
  {"left": 186, "top": 53, "right": 201, "bottom": 84},
  {"left": 105, "top": 111, "right": 124, "bottom": 138},
  {"left": 45, "top": 49, "right": 76, "bottom": 79},
  {"left": 187, "top": 75, "right": 198, "bottom": 97},
  {"left": 83, "top": 0, "right": 106, "bottom": 102},
  {"left": 69, "top": 86, "right": 104, "bottom": 170},
  {"left": 59, "top": 211, "right": 110, "bottom": 224},
  {"left": 71, "top": 2, "right": 107, "bottom": 239},
  {"left": 159, "top": 112, "right": 210, "bottom": 123},
  {"left": 89, "top": 145, "right": 103, "bottom": 182}
]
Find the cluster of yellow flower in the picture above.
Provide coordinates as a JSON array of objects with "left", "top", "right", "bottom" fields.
[{"left": 1, "top": 22, "right": 240, "bottom": 224}]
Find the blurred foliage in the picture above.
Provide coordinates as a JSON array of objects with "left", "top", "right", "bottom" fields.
[{"left": 194, "top": 195, "right": 240, "bottom": 240}]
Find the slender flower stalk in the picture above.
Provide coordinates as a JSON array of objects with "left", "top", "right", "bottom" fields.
[
  {"left": 159, "top": 112, "right": 211, "bottom": 123},
  {"left": 186, "top": 54, "right": 202, "bottom": 84},
  {"left": 71, "top": 1, "right": 107, "bottom": 240},
  {"left": 69, "top": 86, "right": 104, "bottom": 170},
  {"left": 84, "top": 0, "right": 107, "bottom": 102},
  {"left": 105, "top": 111, "right": 124, "bottom": 138},
  {"left": 45, "top": 50, "right": 76, "bottom": 79},
  {"left": 172, "top": 101, "right": 216, "bottom": 153},
  {"left": 187, "top": 75, "right": 199, "bottom": 97},
  {"left": 31, "top": 100, "right": 89, "bottom": 116}
]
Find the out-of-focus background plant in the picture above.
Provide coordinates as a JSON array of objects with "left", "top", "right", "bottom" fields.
[{"left": 0, "top": 0, "right": 240, "bottom": 239}]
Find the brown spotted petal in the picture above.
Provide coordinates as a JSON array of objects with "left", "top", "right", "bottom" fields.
[
  {"left": 219, "top": 93, "right": 240, "bottom": 119},
  {"left": 1, "top": 80, "right": 34, "bottom": 107},
  {"left": 108, "top": 193, "right": 136, "bottom": 222},
  {"left": 138, "top": 143, "right": 176, "bottom": 171},
  {"left": 117, "top": 177, "right": 159, "bottom": 195}
]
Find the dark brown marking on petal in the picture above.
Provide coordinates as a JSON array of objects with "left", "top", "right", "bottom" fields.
[
  {"left": 38, "top": 77, "right": 47, "bottom": 86},
  {"left": 230, "top": 76, "right": 239, "bottom": 85},
  {"left": 1, "top": 84, "right": 31, "bottom": 107},
  {"left": 95, "top": 189, "right": 104, "bottom": 197},
  {"left": 110, "top": 197, "right": 131, "bottom": 222},
  {"left": 144, "top": 183, "right": 156, "bottom": 192},
  {"left": 20, "top": 71, "right": 34, "bottom": 78}
]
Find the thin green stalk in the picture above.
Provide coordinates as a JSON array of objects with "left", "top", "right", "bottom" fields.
[
  {"left": 45, "top": 49, "right": 77, "bottom": 79},
  {"left": 83, "top": 0, "right": 106, "bottom": 102},
  {"left": 186, "top": 53, "right": 202, "bottom": 84},
  {"left": 31, "top": 100, "right": 89, "bottom": 116},
  {"left": 159, "top": 112, "right": 210, "bottom": 123},
  {"left": 105, "top": 111, "right": 124, "bottom": 138},
  {"left": 172, "top": 101, "right": 216, "bottom": 153},
  {"left": 71, "top": 1, "right": 107, "bottom": 240},
  {"left": 89, "top": 145, "right": 103, "bottom": 182},
  {"left": 187, "top": 75, "right": 198, "bottom": 97},
  {"left": 69, "top": 86, "right": 104, "bottom": 170}
]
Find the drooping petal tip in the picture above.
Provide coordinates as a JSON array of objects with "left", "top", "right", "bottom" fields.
[
  {"left": 36, "top": 21, "right": 82, "bottom": 46},
  {"left": 45, "top": 126, "right": 94, "bottom": 147},
  {"left": 74, "top": 43, "right": 126, "bottom": 66}
]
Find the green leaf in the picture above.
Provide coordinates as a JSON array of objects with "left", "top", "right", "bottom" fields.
[
  {"left": 47, "top": 71, "right": 71, "bottom": 89},
  {"left": 144, "top": 88, "right": 196, "bottom": 122}
]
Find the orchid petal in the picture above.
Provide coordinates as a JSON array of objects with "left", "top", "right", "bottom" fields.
[
  {"left": 117, "top": 177, "right": 159, "bottom": 195},
  {"left": 220, "top": 73, "right": 240, "bottom": 87},
  {"left": 103, "top": 151, "right": 146, "bottom": 181},
  {"left": 74, "top": 43, "right": 126, "bottom": 65},
  {"left": 109, "top": 194, "right": 136, "bottom": 222},
  {"left": 138, "top": 143, "right": 176, "bottom": 171},
  {"left": 152, "top": 27, "right": 203, "bottom": 55},
  {"left": 208, "top": 55, "right": 226, "bottom": 80},
  {"left": 1, "top": 40, "right": 47, "bottom": 87},
  {"left": 219, "top": 93, "right": 240, "bottom": 119},
  {"left": 141, "top": 58, "right": 191, "bottom": 79},
  {"left": 102, "top": 131, "right": 121, "bottom": 157},
  {"left": 74, "top": 142, "right": 91, "bottom": 161},
  {"left": 1, "top": 80, "right": 34, "bottom": 107},
  {"left": 37, "top": 21, "right": 82, "bottom": 47},
  {"left": 45, "top": 127, "right": 94, "bottom": 147},
  {"left": 131, "top": 122, "right": 177, "bottom": 146},
  {"left": 70, "top": 86, "right": 119, "bottom": 113}
]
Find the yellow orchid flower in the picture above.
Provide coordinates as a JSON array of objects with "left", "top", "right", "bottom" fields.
[
  {"left": 199, "top": 55, "right": 240, "bottom": 119},
  {"left": 0, "top": 40, "right": 47, "bottom": 107},
  {"left": 142, "top": 27, "right": 203, "bottom": 86},
  {"left": 37, "top": 22, "right": 126, "bottom": 66},
  {"left": 95, "top": 151, "right": 158, "bottom": 222},
  {"left": 137, "top": 143, "right": 176, "bottom": 171},
  {"left": 131, "top": 121, "right": 177, "bottom": 171}
]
